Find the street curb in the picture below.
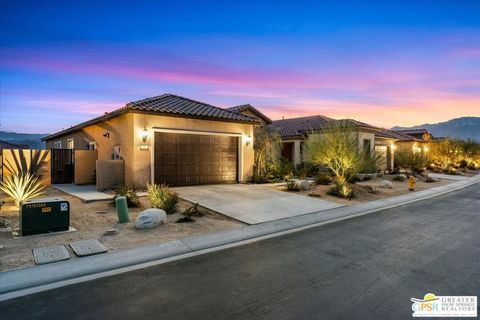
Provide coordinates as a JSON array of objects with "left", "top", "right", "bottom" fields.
[{"left": 1, "top": 174, "right": 479, "bottom": 300}]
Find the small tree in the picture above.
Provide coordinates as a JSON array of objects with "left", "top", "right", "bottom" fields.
[
  {"left": 307, "top": 125, "right": 361, "bottom": 179},
  {"left": 253, "top": 126, "right": 281, "bottom": 182},
  {"left": 306, "top": 125, "right": 362, "bottom": 199}
]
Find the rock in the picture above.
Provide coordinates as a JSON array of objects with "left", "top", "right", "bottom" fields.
[
  {"left": 298, "top": 180, "right": 310, "bottom": 190},
  {"left": 135, "top": 208, "right": 167, "bottom": 229},
  {"left": 103, "top": 229, "right": 118, "bottom": 236},
  {"left": 378, "top": 180, "right": 393, "bottom": 189},
  {"left": 397, "top": 174, "right": 407, "bottom": 181}
]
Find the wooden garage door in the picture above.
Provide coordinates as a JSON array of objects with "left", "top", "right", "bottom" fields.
[{"left": 154, "top": 132, "right": 238, "bottom": 186}]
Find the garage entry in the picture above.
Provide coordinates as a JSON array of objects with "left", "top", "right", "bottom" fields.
[{"left": 154, "top": 131, "right": 238, "bottom": 186}]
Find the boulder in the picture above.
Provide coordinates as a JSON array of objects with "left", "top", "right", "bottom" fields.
[
  {"left": 378, "top": 180, "right": 393, "bottom": 189},
  {"left": 135, "top": 208, "right": 167, "bottom": 229},
  {"left": 298, "top": 180, "right": 310, "bottom": 190},
  {"left": 397, "top": 174, "right": 407, "bottom": 181}
]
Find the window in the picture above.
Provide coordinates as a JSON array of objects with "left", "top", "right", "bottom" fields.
[
  {"left": 67, "top": 138, "right": 74, "bottom": 149},
  {"left": 363, "top": 139, "right": 371, "bottom": 154},
  {"left": 89, "top": 142, "right": 97, "bottom": 150},
  {"left": 54, "top": 141, "right": 62, "bottom": 149}
]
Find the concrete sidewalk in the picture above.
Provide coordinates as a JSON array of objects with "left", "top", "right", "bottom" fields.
[
  {"left": 52, "top": 184, "right": 114, "bottom": 202},
  {"left": 1, "top": 174, "right": 479, "bottom": 299}
]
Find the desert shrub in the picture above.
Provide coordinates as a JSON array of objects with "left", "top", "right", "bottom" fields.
[
  {"left": 113, "top": 186, "right": 140, "bottom": 208},
  {"left": 286, "top": 180, "right": 302, "bottom": 191},
  {"left": 459, "top": 159, "right": 468, "bottom": 168},
  {"left": 0, "top": 172, "right": 45, "bottom": 206},
  {"left": 295, "top": 162, "right": 313, "bottom": 179},
  {"left": 358, "top": 150, "right": 383, "bottom": 174},
  {"left": 147, "top": 183, "right": 179, "bottom": 214},
  {"left": 394, "top": 150, "right": 426, "bottom": 174},
  {"left": 327, "top": 176, "right": 354, "bottom": 199},
  {"left": 183, "top": 203, "right": 203, "bottom": 217},
  {"left": 467, "top": 162, "right": 477, "bottom": 170},
  {"left": 315, "top": 172, "right": 332, "bottom": 185},
  {"left": 253, "top": 126, "right": 282, "bottom": 182}
]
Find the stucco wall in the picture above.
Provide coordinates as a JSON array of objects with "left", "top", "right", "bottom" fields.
[
  {"left": 46, "top": 113, "right": 135, "bottom": 185},
  {"left": 74, "top": 150, "right": 97, "bottom": 185},
  {"left": 96, "top": 159, "right": 125, "bottom": 190},
  {"left": 132, "top": 113, "right": 255, "bottom": 188}
]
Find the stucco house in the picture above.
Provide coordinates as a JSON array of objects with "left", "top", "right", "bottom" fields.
[
  {"left": 267, "top": 115, "right": 398, "bottom": 170},
  {"left": 43, "top": 94, "right": 259, "bottom": 188}
]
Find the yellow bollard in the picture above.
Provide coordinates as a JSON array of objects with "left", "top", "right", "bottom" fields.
[{"left": 408, "top": 176, "right": 417, "bottom": 191}]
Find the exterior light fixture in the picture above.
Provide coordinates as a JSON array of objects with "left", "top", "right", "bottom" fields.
[
  {"left": 245, "top": 135, "right": 252, "bottom": 146},
  {"left": 424, "top": 146, "right": 429, "bottom": 152},
  {"left": 141, "top": 127, "right": 149, "bottom": 142},
  {"left": 103, "top": 131, "right": 110, "bottom": 138}
]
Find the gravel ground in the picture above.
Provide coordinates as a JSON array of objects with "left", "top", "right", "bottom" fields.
[{"left": 0, "top": 187, "right": 243, "bottom": 272}]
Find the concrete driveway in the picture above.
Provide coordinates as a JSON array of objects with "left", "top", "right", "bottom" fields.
[{"left": 175, "top": 184, "right": 343, "bottom": 224}]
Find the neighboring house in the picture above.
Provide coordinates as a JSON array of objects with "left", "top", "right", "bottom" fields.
[
  {"left": 390, "top": 129, "right": 430, "bottom": 154},
  {"left": 43, "top": 94, "right": 259, "bottom": 188},
  {"left": 267, "top": 115, "right": 397, "bottom": 170},
  {"left": 393, "top": 129, "right": 432, "bottom": 142}
]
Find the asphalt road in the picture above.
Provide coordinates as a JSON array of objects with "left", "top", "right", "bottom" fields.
[{"left": 2, "top": 183, "right": 479, "bottom": 320}]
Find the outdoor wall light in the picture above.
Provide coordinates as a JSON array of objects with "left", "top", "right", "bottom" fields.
[
  {"left": 245, "top": 135, "right": 252, "bottom": 146},
  {"left": 103, "top": 131, "right": 110, "bottom": 138},
  {"left": 141, "top": 127, "right": 149, "bottom": 142}
]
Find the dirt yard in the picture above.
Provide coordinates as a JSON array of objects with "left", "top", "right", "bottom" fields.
[
  {"left": 270, "top": 174, "right": 452, "bottom": 205},
  {"left": 0, "top": 187, "right": 243, "bottom": 272}
]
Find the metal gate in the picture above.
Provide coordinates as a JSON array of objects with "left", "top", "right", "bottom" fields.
[{"left": 51, "top": 149, "right": 74, "bottom": 184}]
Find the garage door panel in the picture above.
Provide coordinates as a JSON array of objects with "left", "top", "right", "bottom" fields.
[{"left": 154, "top": 132, "right": 238, "bottom": 186}]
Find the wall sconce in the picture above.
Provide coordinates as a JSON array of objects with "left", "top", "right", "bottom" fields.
[
  {"left": 424, "top": 146, "right": 429, "bottom": 152},
  {"left": 103, "top": 131, "right": 110, "bottom": 138},
  {"left": 391, "top": 144, "right": 396, "bottom": 150},
  {"left": 245, "top": 135, "right": 252, "bottom": 146},
  {"left": 141, "top": 127, "right": 149, "bottom": 142}
]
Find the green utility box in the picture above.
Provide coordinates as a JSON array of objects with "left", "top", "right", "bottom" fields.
[{"left": 20, "top": 197, "right": 70, "bottom": 236}]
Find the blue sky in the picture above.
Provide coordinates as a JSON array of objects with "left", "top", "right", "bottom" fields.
[{"left": 1, "top": 0, "right": 479, "bottom": 133}]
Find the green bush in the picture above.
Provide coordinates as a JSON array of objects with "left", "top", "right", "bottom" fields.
[
  {"left": 147, "top": 183, "right": 179, "bottom": 214},
  {"left": 467, "top": 162, "right": 477, "bottom": 170},
  {"left": 459, "top": 159, "right": 468, "bottom": 168},
  {"left": 327, "top": 176, "right": 354, "bottom": 199},
  {"left": 315, "top": 172, "right": 332, "bottom": 185},
  {"left": 113, "top": 186, "right": 140, "bottom": 208},
  {"left": 394, "top": 150, "right": 426, "bottom": 174}
]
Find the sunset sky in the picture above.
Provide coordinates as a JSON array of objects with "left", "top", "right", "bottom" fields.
[{"left": 1, "top": 1, "right": 479, "bottom": 133}]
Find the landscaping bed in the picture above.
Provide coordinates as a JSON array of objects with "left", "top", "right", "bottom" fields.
[
  {"left": 269, "top": 174, "right": 453, "bottom": 205},
  {"left": 0, "top": 187, "right": 243, "bottom": 272}
]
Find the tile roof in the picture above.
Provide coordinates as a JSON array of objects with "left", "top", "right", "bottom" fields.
[
  {"left": 393, "top": 128, "right": 428, "bottom": 135},
  {"left": 127, "top": 94, "right": 258, "bottom": 123},
  {"left": 43, "top": 94, "right": 258, "bottom": 141},
  {"left": 376, "top": 129, "right": 420, "bottom": 141},
  {"left": 268, "top": 115, "right": 335, "bottom": 137},
  {"left": 269, "top": 116, "right": 383, "bottom": 138},
  {"left": 226, "top": 104, "right": 272, "bottom": 124}
]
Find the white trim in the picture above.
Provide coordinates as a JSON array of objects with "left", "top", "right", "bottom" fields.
[
  {"left": 89, "top": 141, "right": 97, "bottom": 150},
  {"left": 150, "top": 128, "right": 244, "bottom": 185},
  {"left": 54, "top": 141, "right": 62, "bottom": 149}
]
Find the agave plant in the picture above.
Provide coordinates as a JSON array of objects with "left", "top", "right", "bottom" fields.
[{"left": 0, "top": 171, "right": 46, "bottom": 206}]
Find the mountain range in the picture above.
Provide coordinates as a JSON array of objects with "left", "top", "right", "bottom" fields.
[
  {"left": 392, "top": 117, "right": 480, "bottom": 141},
  {"left": 0, "top": 131, "right": 47, "bottom": 149}
]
